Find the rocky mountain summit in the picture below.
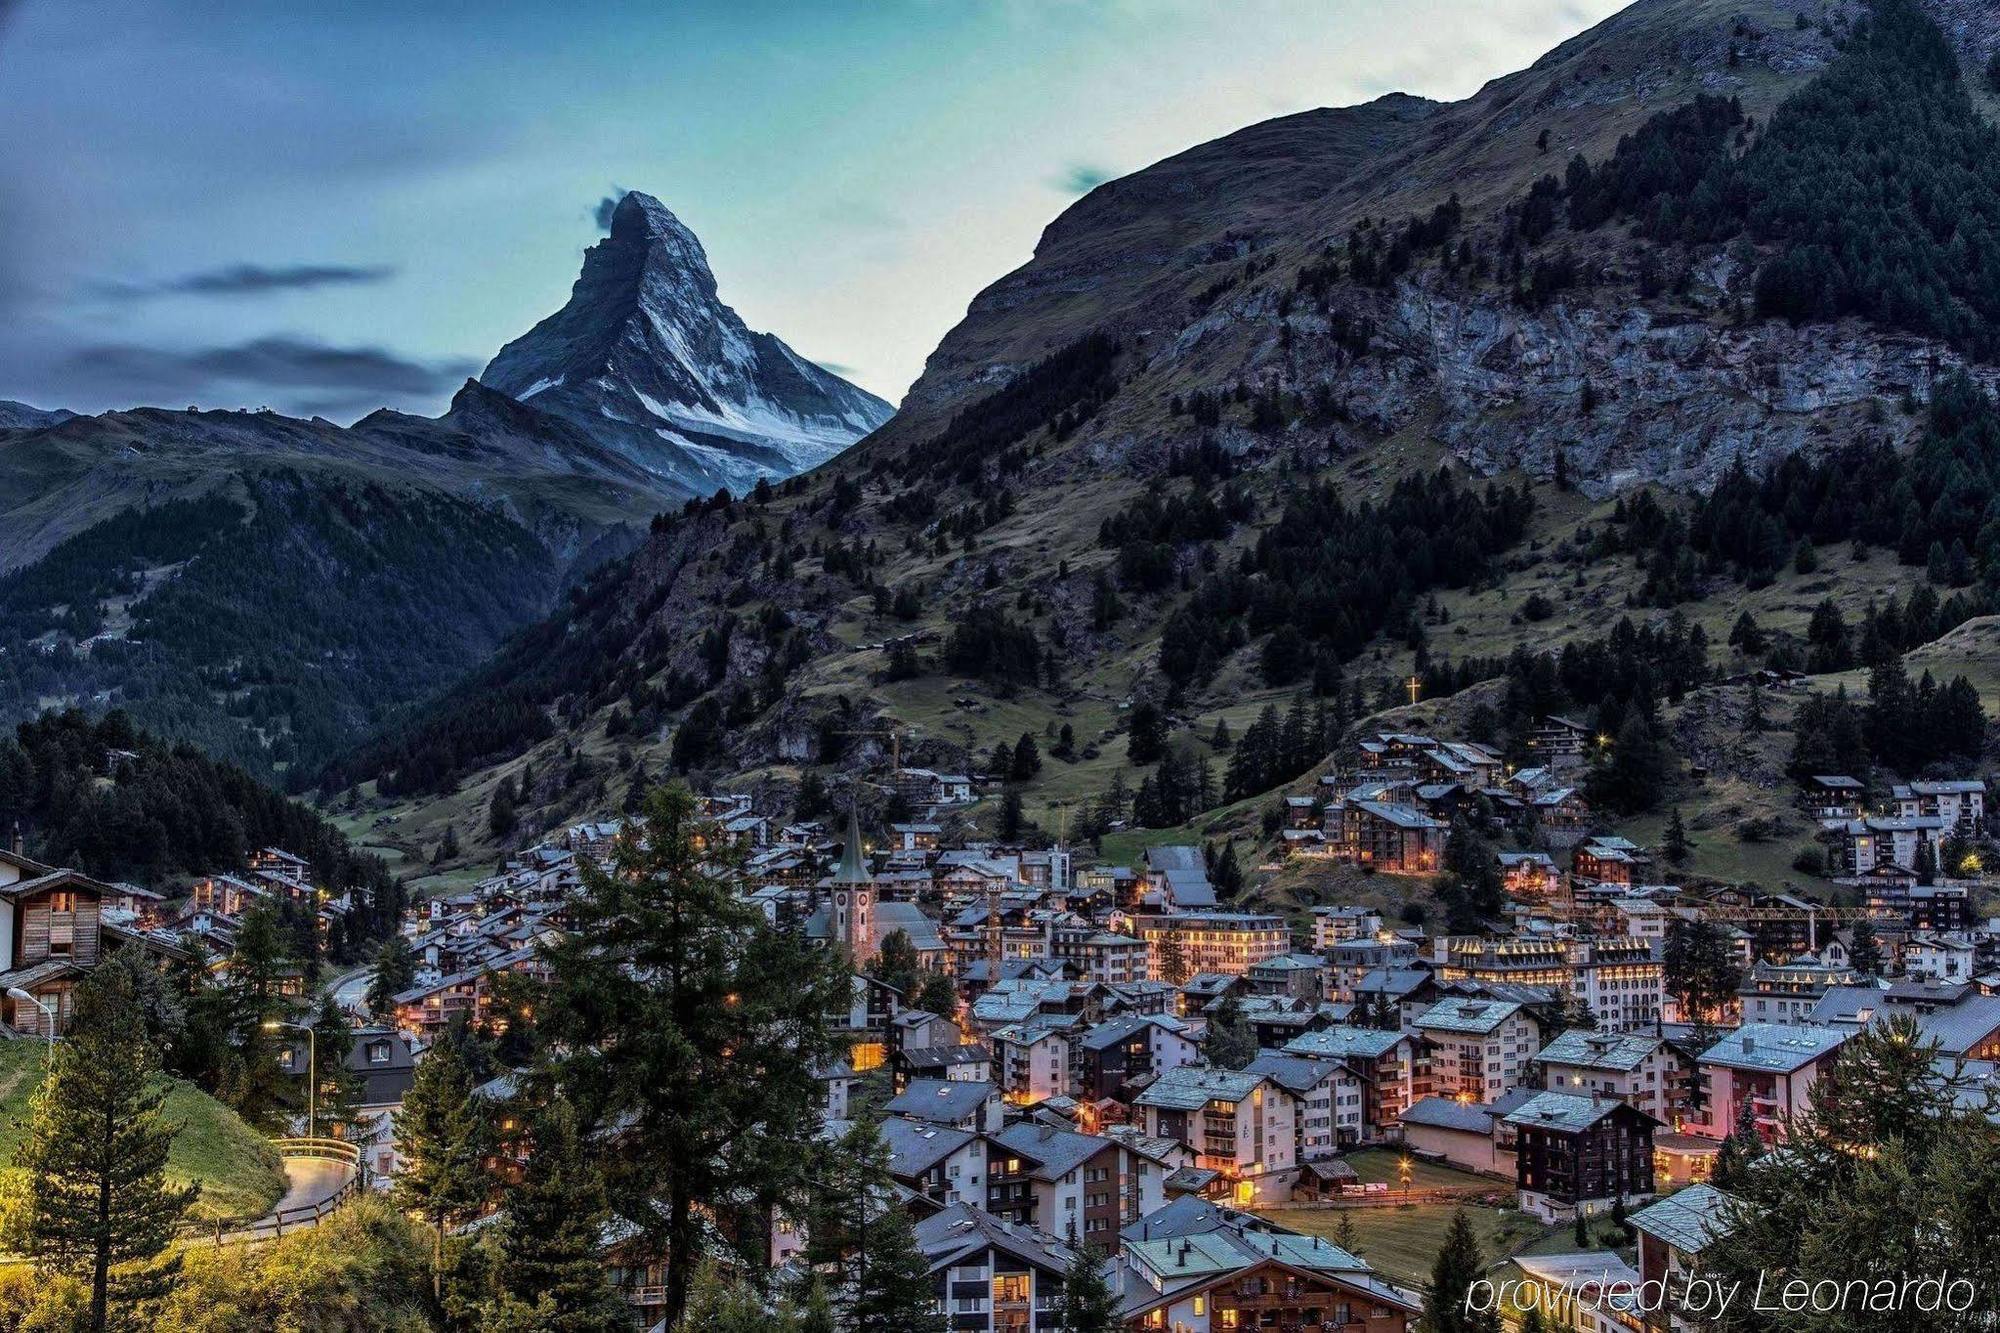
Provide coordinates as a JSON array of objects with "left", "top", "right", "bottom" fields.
[{"left": 482, "top": 192, "right": 893, "bottom": 498}]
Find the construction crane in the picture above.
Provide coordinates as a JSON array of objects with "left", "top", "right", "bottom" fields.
[{"left": 832, "top": 720, "right": 912, "bottom": 782}]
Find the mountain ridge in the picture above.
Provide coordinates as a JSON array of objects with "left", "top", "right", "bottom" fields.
[{"left": 481, "top": 191, "right": 894, "bottom": 497}]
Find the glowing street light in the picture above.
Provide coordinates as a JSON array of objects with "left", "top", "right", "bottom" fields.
[
  {"left": 6, "top": 987, "right": 54, "bottom": 1058},
  {"left": 263, "top": 1019, "right": 317, "bottom": 1140}
]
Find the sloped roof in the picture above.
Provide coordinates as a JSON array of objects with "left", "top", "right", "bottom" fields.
[
  {"left": 1398, "top": 1095, "right": 1497, "bottom": 1133},
  {"left": 1133, "top": 1065, "right": 1262, "bottom": 1110},
  {"left": 1281, "top": 1027, "right": 1407, "bottom": 1061},
  {"left": 1502, "top": 1091, "right": 1656, "bottom": 1133},
  {"left": 1629, "top": 1182, "right": 1742, "bottom": 1253},
  {"left": 884, "top": 1079, "right": 995, "bottom": 1125},
  {"left": 1415, "top": 998, "right": 1523, "bottom": 1035},
  {"left": 879, "top": 1116, "right": 977, "bottom": 1176},
  {"left": 1699, "top": 1023, "right": 1851, "bottom": 1073},
  {"left": 1536, "top": 1029, "right": 1668, "bottom": 1073}
]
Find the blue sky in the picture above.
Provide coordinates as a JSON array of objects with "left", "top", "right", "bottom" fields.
[{"left": 0, "top": 0, "right": 1623, "bottom": 420}]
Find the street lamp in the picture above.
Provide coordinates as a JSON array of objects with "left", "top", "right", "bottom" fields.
[
  {"left": 263, "top": 1020, "right": 316, "bottom": 1140},
  {"left": 6, "top": 987, "right": 54, "bottom": 1057}
]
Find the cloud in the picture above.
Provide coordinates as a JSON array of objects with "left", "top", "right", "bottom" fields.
[
  {"left": 811, "top": 359, "right": 859, "bottom": 378},
  {"left": 91, "top": 263, "right": 397, "bottom": 302},
  {"left": 1051, "top": 162, "right": 1116, "bottom": 195},
  {"left": 593, "top": 186, "right": 631, "bottom": 232},
  {"left": 59, "top": 335, "right": 477, "bottom": 408}
]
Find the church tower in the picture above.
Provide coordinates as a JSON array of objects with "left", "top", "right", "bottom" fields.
[{"left": 830, "top": 802, "right": 875, "bottom": 967}]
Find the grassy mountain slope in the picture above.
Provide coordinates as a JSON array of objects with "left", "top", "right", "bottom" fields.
[
  {"left": 0, "top": 1039, "right": 286, "bottom": 1224},
  {"left": 327, "top": 0, "right": 1998, "bottom": 900}
]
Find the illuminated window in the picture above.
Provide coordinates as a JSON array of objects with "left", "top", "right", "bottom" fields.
[
  {"left": 1193, "top": 1296, "right": 1206, "bottom": 1315},
  {"left": 849, "top": 1043, "right": 885, "bottom": 1072}
]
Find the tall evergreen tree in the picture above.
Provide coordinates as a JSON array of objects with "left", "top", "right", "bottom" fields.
[
  {"left": 482, "top": 1098, "right": 628, "bottom": 1333},
  {"left": 684, "top": 1260, "right": 800, "bottom": 1333},
  {"left": 1662, "top": 807, "right": 1692, "bottom": 866},
  {"left": 1663, "top": 919, "right": 1742, "bottom": 1063},
  {"left": 224, "top": 901, "right": 297, "bottom": 1130},
  {"left": 873, "top": 929, "right": 923, "bottom": 1001},
  {"left": 1424, "top": 1209, "right": 1500, "bottom": 1333},
  {"left": 534, "top": 784, "right": 851, "bottom": 1331},
  {"left": 2, "top": 966, "right": 198, "bottom": 1333},
  {"left": 308, "top": 994, "right": 364, "bottom": 1139},
  {"left": 366, "top": 932, "right": 419, "bottom": 1018},
  {"left": 1848, "top": 915, "right": 1883, "bottom": 978},
  {"left": 1204, "top": 994, "right": 1257, "bottom": 1070},
  {"left": 392, "top": 1038, "right": 491, "bottom": 1296},
  {"left": 1333, "top": 1207, "right": 1359, "bottom": 1256},
  {"left": 847, "top": 1202, "right": 943, "bottom": 1333}
]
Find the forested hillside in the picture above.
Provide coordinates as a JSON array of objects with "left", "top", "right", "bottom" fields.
[
  {"left": 0, "top": 709, "right": 405, "bottom": 956},
  {"left": 0, "top": 471, "right": 588, "bottom": 780}
]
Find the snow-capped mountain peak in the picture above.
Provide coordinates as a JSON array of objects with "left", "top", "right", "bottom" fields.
[{"left": 480, "top": 191, "right": 892, "bottom": 496}]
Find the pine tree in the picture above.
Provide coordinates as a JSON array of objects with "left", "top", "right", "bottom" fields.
[
  {"left": 1204, "top": 994, "right": 1257, "bottom": 1070},
  {"left": 226, "top": 901, "right": 297, "bottom": 1130},
  {"left": 535, "top": 784, "right": 851, "bottom": 1331},
  {"left": 1426, "top": 1209, "right": 1500, "bottom": 1333},
  {"left": 366, "top": 932, "right": 418, "bottom": 1018},
  {"left": 1848, "top": 915, "right": 1882, "bottom": 977},
  {"left": 873, "top": 929, "right": 923, "bottom": 1000},
  {"left": 392, "top": 1039, "right": 491, "bottom": 1296},
  {"left": 1664, "top": 919, "right": 1742, "bottom": 1056},
  {"left": 1156, "top": 933, "right": 1190, "bottom": 986},
  {"left": 914, "top": 970, "right": 960, "bottom": 1021},
  {"left": 1333, "top": 1207, "right": 1360, "bottom": 1255},
  {"left": 848, "top": 1202, "right": 944, "bottom": 1333},
  {"left": 1662, "top": 807, "right": 1692, "bottom": 866},
  {"left": 683, "top": 1260, "right": 798, "bottom": 1332},
  {"left": 1056, "top": 1243, "right": 1120, "bottom": 1332},
  {"left": 309, "top": 994, "right": 364, "bottom": 1139},
  {"left": 1011, "top": 733, "right": 1042, "bottom": 780},
  {"left": 2, "top": 965, "right": 198, "bottom": 1333},
  {"left": 489, "top": 775, "right": 519, "bottom": 839},
  {"left": 482, "top": 1098, "right": 628, "bottom": 1333},
  {"left": 999, "top": 789, "right": 1027, "bottom": 840},
  {"left": 1126, "top": 701, "right": 1167, "bottom": 765}
]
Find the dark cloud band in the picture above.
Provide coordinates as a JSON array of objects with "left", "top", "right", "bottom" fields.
[
  {"left": 92, "top": 263, "right": 397, "bottom": 301},
  {"left": 61, "top": 336, "right": 475, "bottom": 402}
]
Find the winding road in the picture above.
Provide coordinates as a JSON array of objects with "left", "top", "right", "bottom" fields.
[{"left": 211, "top": 1155, "right": 357, "bottom": 1245}]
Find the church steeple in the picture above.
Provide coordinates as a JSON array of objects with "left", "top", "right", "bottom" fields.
[{"left": 830, "top": 801, "right": 875, "bottom": 966}]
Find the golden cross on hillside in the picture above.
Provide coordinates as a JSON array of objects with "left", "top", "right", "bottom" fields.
[{"left": 1406, "top": 674, "right": 1422, "bottom": 706}]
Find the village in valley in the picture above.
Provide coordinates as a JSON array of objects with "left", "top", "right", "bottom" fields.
[
  {"left": 11, "top": 0, "right": 2000, "bottom": 1328},
  {"left": 8, "top": 685, "right": 1996, "bottom": 1331}
]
